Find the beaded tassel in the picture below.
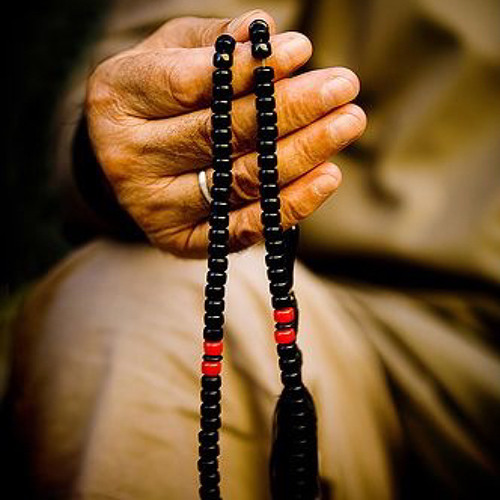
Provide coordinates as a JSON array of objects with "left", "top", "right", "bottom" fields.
[
  {"left": 249, "top": 20, "right": 320, "bottom": 500},
  {"left": 198, "top": 33, "right": 236, "bottom": 500}
]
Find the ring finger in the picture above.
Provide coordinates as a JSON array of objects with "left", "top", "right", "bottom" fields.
[{"left": 163, "top": 102, "right": 366, "bottom": 227}]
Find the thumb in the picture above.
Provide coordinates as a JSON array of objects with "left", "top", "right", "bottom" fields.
[{"left": 140, "top": 9, "right": 276, "bottom": 49}]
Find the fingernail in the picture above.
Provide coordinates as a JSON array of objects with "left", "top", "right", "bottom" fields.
[
  {"left": 329, "top": 112, "right": 362, "bottom": 146},
  {"left": 314, "top": 172, "right": 340, "bottom": 196},
  {"left": 321, "top": 77, "right": 356, "bottom": 107}
]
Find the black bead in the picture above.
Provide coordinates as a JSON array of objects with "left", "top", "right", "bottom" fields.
[
  {"left": 204, "top": 299, "right": 224, "bottom": 313},
  {"left": 211, "top": 127, "right": 231, "bottom": 143},
  {"left": 265, "top": 252, "right": 286, "bottom": 268},
  {"left": 250, "top": 27, "right": 270, "bottom": 44},
  {"left": 281, "top": 370, "right": 302, "bottom": 387},
  {"left": 267, "top": 267, "right": 287, "bottom": 282},
  {"left": 205, "top": 285, "right": 225, "bottom": 300},
  {"left": 279, "top": 355, "right": 302, "bottom": 373},
  {"left": 254, "top": 66, "right": 274, "bottom": 82},
  {"left": 258, "top": 125, "right": 278, "bottom": 141},
  {"left": 200, "top": 470, "right": 221, "bottom": 487},
  {"left": 201, "top": 375, "right": 221, "bottom": 390},
  {"left": 212, "top": 171, "right": 232, "bottom": 188},
  {"left": 212, "top": 69, "right": 232, "bottom": 85},
  {"left": 213, "top": 157, "right": 231, "bottom": 171},
  {"left": 199, "top": 430, "right": 219, "bottom": 446},
  {"left": 258, "top": 153, "right": 278, "bottom": 168},
  {"left": 208, "top": 256, "right": 228, "bottom": 272},
  {"left": 258, "top": 111, "right": 277, "bottom": 126},
  {"left": 200, "top": 390, "right": 221, "bottom": 406},
  {"left": 272, "top": 294, "right": 294, "bottom": 309},
  {"left": 213, "top": 52, "right": 233, "bottom": 69},
  {"left": 265, "top": 238, "right": 285, "bottom": 255},
  {"left": 208, "top": 242, "right": 228, "bottom": 258},
  {"left": 210, "top": 200, "right": 229, "bottom": 215},
  {"left": 270, "top": 281, "right": 291, "bottom": 297},
  {"left": 264, "top": 225, "right": 283, "bottom": 241},
  {"left": 260, "top": 183, "right": 279, "bottom": 199},
  {"left": 212, "top": 142, "right": 232, "bottom": 158},
  {"left": 252, "top": 42, "right": 272, "bottom": 59},
  {"left": 257, "top": 141, "right": 276, "bottom": 155},
  {"left": 277, "top": 343, "right": 298, "bottom": 359},
  {"left": 261, "top": 211, "right": 281, "bottom": 226},
  {"left": 210, "top": 186, "right": 230, "bottom": 201},
  {"left": 208, "top": 229, "right": 229, "bottom": 245},
  {"left": 204, "top": 313, "right": 224, "bottom": 328},
  {"left": 211, "top": 114, "right": 231, "bottom": 129},
  {"left": 259, "top": 168, "right": 278, "bottom": 184},
  {"left": 203, "top": 326, "right": 223, "bottom": 341},
  {"left": 198, "top": 485, "right": 221, "bottom": 498},
  {"left": 213, "top": 84, "right": 233, "bottom": 100},
  {"left": 206, "top": 271, "right": 227, "bottom": 286},
  {"left": 201, "top": 403, "right": 221, "bottom": 419},
  {"left": 209, "top": 214, "right": 229, "bottom": 229},
  {"left": 200, "top": 415, "right": 221, "bottom": 431},
  {"left": 211, "top": 100, "right": 231, "bottom": 114},
  {"left": 256, "top": 96, "right": 276, "bottom": 112},
  {"left": 257, "top": 140, "right": 276, "bottom": 154},
  {"left": 255, "top": 82, "right": 274, "bottom": 97},
  {"left": 197, "top": 457, "right": 218, "bottom": 471},
  {"left": 215, "top": 34, "right": 236, "bottom": 54},
  {"left": 261, "top": 196, "right": 280, "bottom": 211},
  {"left": 249, "top": 19, "right": 269, "bottom": 32},
  {"left": 199, "top": 444, "right": 220, "bottom": 459}
]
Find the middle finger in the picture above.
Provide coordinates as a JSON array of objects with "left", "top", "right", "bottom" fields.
[{"left": 135, "top": 67, "right": 360, "bottom": 175}]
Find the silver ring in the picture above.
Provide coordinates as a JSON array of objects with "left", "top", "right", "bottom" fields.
[{"left": 198, "top": 169, "right": 212, "bottom": 205}]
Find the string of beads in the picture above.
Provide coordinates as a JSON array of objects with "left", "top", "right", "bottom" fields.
[
  {"left": 198, "top": 33, "right": 236, "bottom": 500},
  {"left": 249, "top": 20, "right": 319, "bottom": 499},
  {"left": 199, "top": 21, "right": 319, "bottom": 500}
]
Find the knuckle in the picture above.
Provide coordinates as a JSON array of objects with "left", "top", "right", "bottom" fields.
[
  {"left": 229, "top": 211, "right": 261, "bottom": 251},
  {"left": 230, "top": 114, "right": 252, "bottom": 153},
  {"left": 198, "top": 111, "right": 213, "bottom": 153},
  {"left": 293, "top": 131, "right": 320, "bottom": 166},
  {"left": 166, "top": 55, "right": 205, "bottom": 110},
  {"left": 281, "top": 196, "right": 309, "bottom": 225},
  {"left": 231, "top": 162, "right": 259, "bottom": 203}
]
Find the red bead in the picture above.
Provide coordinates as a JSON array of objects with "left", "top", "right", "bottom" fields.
[
  {"left": 204, "top": 341, "right": 223, "bottom": 356},
  {"left": 202, "top": 361, "right": 222, "bottom": 376},
  {"left": 274, "top": 307, "right": 296, "bottom": 324},
  {"left": 274, "top": 328, "right": 296, "bottom": 344}
]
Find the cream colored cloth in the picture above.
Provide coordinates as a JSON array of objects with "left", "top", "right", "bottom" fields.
[{"left": 11, "top": 241, "right": 500, "bottom": 499}]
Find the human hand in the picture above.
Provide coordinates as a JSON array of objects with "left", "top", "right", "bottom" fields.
[{"left": 85, "top": 9, "right": 366, "bottom": 257}]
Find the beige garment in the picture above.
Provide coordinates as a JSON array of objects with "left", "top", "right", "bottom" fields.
[{"left": 11, "top": 241, "right": 500, "bottom": 499}]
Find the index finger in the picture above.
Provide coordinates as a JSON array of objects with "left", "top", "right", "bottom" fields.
[
  {"left": 137, "top": 9, "right": 277, "bottom": 50},
  {"left": 111, "top": 31, "right": 312, "bottom": 118}
]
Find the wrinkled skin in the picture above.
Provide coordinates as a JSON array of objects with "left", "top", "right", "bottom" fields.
[{"left": 86, "top": 9, "right": 366, "bottom": 257}]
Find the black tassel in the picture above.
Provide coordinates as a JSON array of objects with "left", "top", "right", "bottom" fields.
[
  {"left": 270, "top": 383, "right": 320, "bottom": 499},
  {"left": 269, "top": 227, "right": 320, "bottom": 499}
]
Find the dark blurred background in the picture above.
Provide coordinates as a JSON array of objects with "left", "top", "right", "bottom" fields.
[{"left": 3, "top": 0, "right": 109, "bottom": 393}]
